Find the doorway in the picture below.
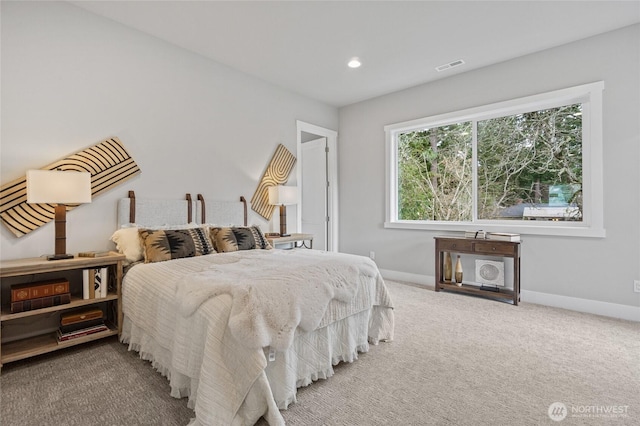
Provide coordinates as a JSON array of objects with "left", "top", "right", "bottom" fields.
[{"left": 296, "top": 121, "right": 338, "bottom": 252}]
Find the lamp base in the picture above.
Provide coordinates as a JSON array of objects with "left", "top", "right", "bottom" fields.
[
  {"left": 47, "top": 253, "right": 74, "bottom": 261},
  {"left": 279, "top": 204, "right": 289, "bottom": 237}
]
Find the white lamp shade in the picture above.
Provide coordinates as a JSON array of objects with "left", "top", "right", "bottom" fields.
[
  {"left": 268, "top": 185, "right": 298, "bottom": 205},
  {"left": 26, "top": 170, "right": 92, "bottom": 204}
]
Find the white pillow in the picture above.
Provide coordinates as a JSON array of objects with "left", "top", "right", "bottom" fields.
[{"left": 111, "top": 227, "right": 143, "bottom": 263}]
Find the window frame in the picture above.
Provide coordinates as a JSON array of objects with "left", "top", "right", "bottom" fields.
[{"left": 384, "top": 81, "right": 605, "bottom": 238}]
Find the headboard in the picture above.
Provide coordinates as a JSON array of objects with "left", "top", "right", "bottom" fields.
[{"left": 117, "top": 191, "right": 247, "bottom": 227}]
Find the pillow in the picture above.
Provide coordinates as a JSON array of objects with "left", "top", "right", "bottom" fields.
[
  {"left": 111, "top": 222, "right": 202, "bottom": 263},
  {"left": 111, "top": 227, "right": 144, "bottom": 263},
  {"left": 210, "top": 225, "right": 272, "bottom": 253},
  {"left": 139, "top": 227, "right": 215, "bottom": 263}
]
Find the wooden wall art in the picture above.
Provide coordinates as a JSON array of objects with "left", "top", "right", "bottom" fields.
[
  {"left": 0, "top": 137, "right": 141, "bottom": 238},
  {"left": 250, "top": 143, "right": 296, "bottom": 220}
]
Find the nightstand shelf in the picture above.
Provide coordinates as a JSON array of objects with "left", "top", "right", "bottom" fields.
[
  {"left": 0, "top": 322, "right": 118, "bottom": 364},
  {"left": 0, "top": 252, "right": 125, "bottom": 368},
  {"left": 0, "top": 293, "right": 118, "bottom": 321},
  {"left": 267, "top": 233, "right": 314, "bottom": 249}
]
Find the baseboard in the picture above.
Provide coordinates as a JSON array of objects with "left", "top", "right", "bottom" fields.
[
  {"left": 379, "top": 269, "right": 435, "bottom": 290},
  {"left": 521, "top": 290, "right": 640, "bottom": 322},
  {"left": 379, "top": 269, "right": 639, "bottom": 322}
]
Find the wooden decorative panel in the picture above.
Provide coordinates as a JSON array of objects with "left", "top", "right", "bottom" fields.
[
  {"left": 250, "top": 144, "right": 296, "bottom": 220},
  {"left": 0, "top": 137, "right": 141, "bottom": 238}
]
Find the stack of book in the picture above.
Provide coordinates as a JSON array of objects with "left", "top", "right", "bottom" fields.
[
  {"left": 57, "top": 308, "right": 108, "bottom": 343},
  {"left": 486, "top": 232, "right": 521, "bottom": 242},
  {"left": 78, "top": 251, "right": 111, "bottom": 258},
  {"left": 10, "top": 278, "right": 71, "bottom": 313},
  {"left": 464, "top": 230, "right": 486, "bottom": 239}
]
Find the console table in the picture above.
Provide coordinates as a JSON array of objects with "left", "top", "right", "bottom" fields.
[{"left": 434, "top": 236, "right": 521, "bottom": 305}]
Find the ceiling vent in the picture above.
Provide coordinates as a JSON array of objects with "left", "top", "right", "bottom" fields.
[{"left": 435, "top": 59, "right": 465, "bottom": 72}]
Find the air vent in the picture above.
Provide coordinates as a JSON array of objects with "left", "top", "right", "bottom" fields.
[{"left": 435, "top": 59, "right": 465, "bottom": 72}]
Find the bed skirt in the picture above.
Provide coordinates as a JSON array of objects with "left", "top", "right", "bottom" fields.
[{"left": 121, "top": 305, "right": 393, "bottom": 425}]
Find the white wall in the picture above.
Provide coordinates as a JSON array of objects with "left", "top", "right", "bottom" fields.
[
  {"left": 338, "top": 25, "right": 640, "bottom": 317},
  {"left": 0, "top": 1, "right": 337, "bottom": 260}
]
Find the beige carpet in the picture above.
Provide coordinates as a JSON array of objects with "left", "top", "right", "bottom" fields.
[{"left": 2, "top": 281, "right": 638, "bottom": 425}]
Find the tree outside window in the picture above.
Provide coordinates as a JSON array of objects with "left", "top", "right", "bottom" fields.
[
  {"left": 477, "top": 104, "right": 582, "bottom": 222},
  {"left": 397, "top": 122, "right": 472, "bottom": 221},
  {"left": 396, "top": 104, "right": 582, "bottom": 223}
]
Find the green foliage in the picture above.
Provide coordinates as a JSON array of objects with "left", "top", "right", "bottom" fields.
[
  {"left": 396, "top": 103, "right": 583, "bottom": 222},
  {"left": 398, "top": 122, "right": 472, "bottom": 221},
  {"left": 477, "top": 104, "right": 582, "bottom": 219}
]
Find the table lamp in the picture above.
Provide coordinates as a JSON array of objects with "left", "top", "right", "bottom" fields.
[
  {"left": 268, "top": 185, "right": 298, "bottom": 237},
  {"left": 26, "top": 169, "right": 92, "bottom": 260}
]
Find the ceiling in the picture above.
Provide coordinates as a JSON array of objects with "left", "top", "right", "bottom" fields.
[{"left": 70, "top": 1, "right": 640, "bottom": 108}]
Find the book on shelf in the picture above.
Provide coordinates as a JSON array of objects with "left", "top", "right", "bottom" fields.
[
  {"left": 11, "top": 278, "right": 70, "bottom": 302},
  {"left": 59, "top": 317, "right": 106, "bottom": 334},
  {"left": 60, "top": 307, "right": 104, "bottom": 326},
  {"left": 464, "top": 230, "right": 486, "bottom": 239},
  {"left": 487, "top": 232, "right": 521, "bottom": 242},
  {"left": 57, "top": 323, "right": 109, "bottom": 342},
  {"left": 10, "top": 293, "right": 71, "bottom": 313},
  {"left": 82, "top": 267, "right": 108, "bottom": 299},
  {"left": 78, "top": 251, "right": 111, "bottom": 258}
]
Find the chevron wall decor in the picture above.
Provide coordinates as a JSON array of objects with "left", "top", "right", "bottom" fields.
[
  {"left": 1, "top": 137, "right": 141, "bottom": 237},
  {"left": 250, "top": 144, "right": 296, "bottom": 220}
]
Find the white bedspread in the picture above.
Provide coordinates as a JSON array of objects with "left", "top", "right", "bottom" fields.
[{"left": 121, "top": 249, "right": 394, "bottom": 425}]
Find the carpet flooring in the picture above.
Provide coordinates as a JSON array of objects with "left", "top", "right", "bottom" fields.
[{"left": 1, "top": 281, "right": 638, "bottom": 425}]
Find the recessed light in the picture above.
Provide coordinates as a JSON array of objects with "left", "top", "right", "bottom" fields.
[{"left": 347, "top": 57, "right": 362, "bottom": 68}]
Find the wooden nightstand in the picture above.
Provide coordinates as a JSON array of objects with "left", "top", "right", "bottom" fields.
[
  {"left": 0, "top": 252, "right": 125, "bottom": 368},
  {"left": 267, "top": 233, "right": 314, "bottom": 249}
]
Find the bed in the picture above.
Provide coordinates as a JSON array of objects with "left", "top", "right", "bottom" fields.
[{"left": 112, "top": 192, "right": 394, "bottom": 425}]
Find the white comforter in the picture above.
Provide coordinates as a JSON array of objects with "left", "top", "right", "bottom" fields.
[{"left": 121, "top": 249, "right": 394, "bottom": 425}]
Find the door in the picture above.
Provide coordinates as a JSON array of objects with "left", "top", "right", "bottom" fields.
[
  {"left": 296, "top": 120, "right": 338, "bottom": 252},
  {"left": 301, "top": 138, "right": 328, "bottom": 250}
]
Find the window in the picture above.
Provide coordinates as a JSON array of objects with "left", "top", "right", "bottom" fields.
[{"left": 385, "top": 82, "right": 604, "bottom": 237}]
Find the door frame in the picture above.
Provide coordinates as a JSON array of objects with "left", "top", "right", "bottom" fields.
[{"left": 296, "top": 120, "right": 338, "bottom": 252}]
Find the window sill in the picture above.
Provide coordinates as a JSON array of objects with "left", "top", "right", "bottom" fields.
[{"left": 384, "top": 221, "right": 606, "bottom": 238}]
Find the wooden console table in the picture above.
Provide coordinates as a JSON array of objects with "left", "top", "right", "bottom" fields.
[{"left": 434, "top": 236, "right": 521, "bottom": 305}]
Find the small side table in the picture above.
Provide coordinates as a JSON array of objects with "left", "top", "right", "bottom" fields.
[{"left": 267, "top": 233, "right": 314, "bottom": 249}]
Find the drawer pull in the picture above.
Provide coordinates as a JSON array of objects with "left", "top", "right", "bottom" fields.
[{"left": 492, "top": 247, "right": 496, "bottom": 251}]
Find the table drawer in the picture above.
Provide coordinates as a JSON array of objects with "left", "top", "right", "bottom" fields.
[
  {"left": 473, "top": 242, "right": 515, "bottom": 255},
  {"left": 438, "top": 239, "right": 473, "bottom": 252}
]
